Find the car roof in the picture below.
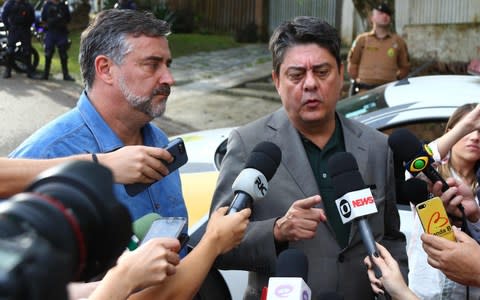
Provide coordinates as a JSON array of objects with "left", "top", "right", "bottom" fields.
[{"left": 385, "top": 75, "right": 480, "bottom": 107}]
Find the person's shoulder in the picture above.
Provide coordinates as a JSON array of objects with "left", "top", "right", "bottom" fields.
[
  {"left": 355, "top": 31, "right": 371, "bottom": 41},
  {"left": 340, "top": 115, "right": 387, "bottom": 141}
]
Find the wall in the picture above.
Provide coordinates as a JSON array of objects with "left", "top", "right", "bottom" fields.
[{"left": 404, "top": 23, "right": 480, "bottom": 63}]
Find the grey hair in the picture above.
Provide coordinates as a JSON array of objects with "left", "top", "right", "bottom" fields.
[
  {"left": 268, "top": 16, "right": 341, "bottom": 76},
  {"left": 79, "top": 9, "right": 171, "bottom": 90}
]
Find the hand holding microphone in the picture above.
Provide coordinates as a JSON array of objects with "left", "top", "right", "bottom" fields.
[
  {"left": 227, "top": 141, "right": 281, "bottom": 215},
  {"left": 205, "top": 206, "right": 252, "bottom": 255}
]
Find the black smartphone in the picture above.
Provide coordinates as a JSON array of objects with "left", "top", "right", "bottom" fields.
[
  {"left": 125, "top": 138, "right": 188, "bottom": 196},
  {"left": 164, "top": 137, "right": 188, "bottom": 173},
  {"left": 141, "top": 217, "right": 189, "bottom": 251}
]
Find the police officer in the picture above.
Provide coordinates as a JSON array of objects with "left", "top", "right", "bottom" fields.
[
  {"left": 40, "top": 0, "right": 73, "bottom": 81},
  {"left": 1, "top": 0, "right": 35, "bottom": 79},
  {"left": 114, "top": 0, "right": 137, "bottom": 10},
  {"left": 347, "top": 2, "right": 410, "bottom": 94}
]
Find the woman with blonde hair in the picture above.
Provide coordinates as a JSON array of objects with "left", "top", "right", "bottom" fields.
[{"left": 408, "top": 103, "right": 480, "bottom": 299}]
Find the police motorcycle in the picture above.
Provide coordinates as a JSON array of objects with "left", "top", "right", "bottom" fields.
[{"left": 0, "top": 19, "right": 40, "bottom": 73}]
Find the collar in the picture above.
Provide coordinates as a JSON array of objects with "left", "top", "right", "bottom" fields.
[
  {"left": 77, "top": 91, "right": 160, "bottom": 152},
  {"left": 367, "top": 29, "right": 392, "bottom": 39}
]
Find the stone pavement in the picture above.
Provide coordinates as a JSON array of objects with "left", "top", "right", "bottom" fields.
[{"left": 0, "top": 43, "right": 281, "bottom": 155}]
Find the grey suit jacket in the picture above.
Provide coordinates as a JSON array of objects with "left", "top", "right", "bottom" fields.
[{"left": 210, "top": 108, "right": 407, "bottom": 300}]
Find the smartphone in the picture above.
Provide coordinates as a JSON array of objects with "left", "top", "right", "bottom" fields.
[
  {"left": 164, "top": 137, "right": 188, "bottom": 173},
  {"left": 415, "top": 197, "right": 455, "bottom": 241},
  {"left": 141, "top": 217, "right": 189, "bottom": 251},
  {"left": 125, "top": 138, "right": 188, "bottom": 196}
]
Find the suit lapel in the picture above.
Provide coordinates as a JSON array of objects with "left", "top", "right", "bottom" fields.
[
  {"left": 265, "top": 109, "right": 320, "bottom": 199},
  {"left": 340, "top": 114, "right": 369, "bottom": 176}
]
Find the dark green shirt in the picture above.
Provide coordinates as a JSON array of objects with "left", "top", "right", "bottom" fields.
[{"left": 301, "top": 116, "right": 350, "bottom": 248}]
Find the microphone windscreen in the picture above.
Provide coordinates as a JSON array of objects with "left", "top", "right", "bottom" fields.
[
  {"left": 276, "top": 248, "right": 308, "bottom": 282},
  {"left": 327, "top": 152, "right": 365, "bottom": 198},
  {"left": 388, "top": 128, "right": 423, "bottom": 162},
  {"left": 132, "top": 212, "right": 162, "bottom": 240},
  {"left": 245, "top": 141, "right": 282, "bottom": 181},
  {"left": 402, "top": 178, "right": 429, "bottom": 205}
]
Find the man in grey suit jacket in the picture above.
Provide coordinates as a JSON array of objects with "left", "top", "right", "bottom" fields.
[{"left": 210, "top": 16, "right": 407, "bottom": 299}]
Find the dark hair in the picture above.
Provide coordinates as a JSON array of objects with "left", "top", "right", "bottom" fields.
[
  {"left": 79, "top": 9, "right": 171, "bottom": 90},
  {"left": 268, "top": 16, "right": 341, "bottom": 76}
]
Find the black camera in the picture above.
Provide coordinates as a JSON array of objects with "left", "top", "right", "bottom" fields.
[{"left": 0, "top": 161, "right": 133, "bottom": 300}]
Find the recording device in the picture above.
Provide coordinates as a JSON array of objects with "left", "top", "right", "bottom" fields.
[
  {"left": 389, "top": 128, "right": 469, "bottom": 233},
  {"left": 0, "top": 161, "right": 132, "bottom": 300},
  {"left": 403, "top": 178, "right": 455, "bottom": 241},
  {"left": 128, "top": 213, "right": 189, "bottom": 252},
  {"left": 401, "top": 177, "right": 429, "bottom": 206},
  {"left": 327, "top": 152, "right": 382, "bottom": 278},
  {"left": 142, "top": 217, "right": 189, "bottom": 250},
  {"left": 416, "top": 197, "right": 456, "bottom": 241},
  {"left": 163, "top": 137, "right": 188, "bottom": 173},
  {"left": 125, "top": 137, "right": 189, "bottom": 196},
  {"left": 227, "top": 141, "right": 282, "bottom": 215},
  {"left": 265, "top": 248, "right": 311, "bottom": 300},
  {"left": 388, "top": 128, "right": 449, "bottom": 192}
]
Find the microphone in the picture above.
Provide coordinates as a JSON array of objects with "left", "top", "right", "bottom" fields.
[
  {"left": 227, "top": 141, "right": 282, "bottom": 215},
  {"left": 127, "top": 213, "right": 161, "bottom": 250},
  {"left": 327, "top": 152, "right": 382, "bottom": 278},
  {"left": 388, "top": 128, "right": 449, "bottom": 192},
  {"left": 266, "top": 248, "right": 311, "bottom": 300},
  {"left": 402, "top": 177, "right": 429, "bottom": 206}
]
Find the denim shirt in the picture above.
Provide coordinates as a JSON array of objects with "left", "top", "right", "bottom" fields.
[{"left": 9, "top": 91, "right": 188, "bottom": 226}]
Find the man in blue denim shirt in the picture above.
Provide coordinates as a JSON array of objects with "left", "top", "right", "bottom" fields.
[{"left": 9, "top": 10, "right": 187, "bottom": 235}]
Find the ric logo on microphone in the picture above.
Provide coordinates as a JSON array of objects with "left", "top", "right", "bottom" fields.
[
  {"left": 255, "top": 176, "right": 267, "bottom": 196},
  {"left": 335, "top": 188, "right": 377, "bottom": 224}
]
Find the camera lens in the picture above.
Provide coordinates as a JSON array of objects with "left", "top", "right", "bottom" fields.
[{"left": 0, "top": 161, "right": 132, "bottom": 281}]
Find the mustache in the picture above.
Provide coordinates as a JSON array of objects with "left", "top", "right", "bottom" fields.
[{"left": 153, "top": 84, "right": 171, "bottom": 97}]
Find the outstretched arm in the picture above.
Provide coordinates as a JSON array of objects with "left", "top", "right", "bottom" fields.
[
  {"left": 0, "top": 145, "right": 173, "bottom": 198},
  {"left": 433, "top": 103, "right": 480, "bottom": 159},
  {"left": 364, "top": 243, "right": 419, "bottom": 300},
  {"left": 128, "top": 207, "right": 251, "bottom": 300}
]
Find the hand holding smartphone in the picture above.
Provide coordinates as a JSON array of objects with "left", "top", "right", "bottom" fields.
[
  {"left": 125, "top": 138, "right": 188, "bottom": 196},
  {"left": 416, "top": 197, "right": 456, "bottom": 241},
  {"left": 142, "top": 217, "right": 189, "bottom": 252}
]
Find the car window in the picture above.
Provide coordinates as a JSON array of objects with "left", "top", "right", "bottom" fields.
[
  {"left": 381, "top": 120, "right": 447, "bottom": 144},
  {"left": 337, "top": 85, "right": 388, "bottom": 118}
]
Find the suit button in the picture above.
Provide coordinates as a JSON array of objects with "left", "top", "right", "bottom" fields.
[{"left": 338, "top": 254, "right": 345, "bottom": 262}]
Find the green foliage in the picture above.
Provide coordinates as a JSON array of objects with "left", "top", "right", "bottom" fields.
[
  {"left": 32, "top": 30, "right": 241, "bottom": 80},
  {"left": 168, "top": 33, "right": 241, "bottom": 58}
]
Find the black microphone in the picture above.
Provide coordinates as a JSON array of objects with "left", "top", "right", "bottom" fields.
[
  {"left": 402, "top": 177, "right": 429, "bottom": 206},
  {"left": 266, "top": 248, "right": 311, "bottom": 300},
  {"left": 327, "top": 152, "right": 382, "bottom": 278},
  {"left": 276, "top": 248, "right": 309, "bottom": 282},
  {"left": 227, "top": 141, "right": 282, "bottom": 215},
  {"left": 388, "top": 128, "right": 449, "bottom": 192}
]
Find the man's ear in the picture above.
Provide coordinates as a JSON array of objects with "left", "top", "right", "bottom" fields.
[
  {"left": 272, "top": 70, "right": 280, "bottom": 90},
  {"left": 95, "top": 55, "right": 114, "bottom": 84}
]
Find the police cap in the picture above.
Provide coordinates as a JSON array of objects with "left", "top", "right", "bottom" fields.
[{"left": 375, "top": 2, "right": 392, "bottom": 16}]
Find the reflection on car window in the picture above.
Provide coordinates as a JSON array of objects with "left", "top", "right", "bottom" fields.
[
  {"left": 337, "top": 86, "right": 388, "bottom": 118},
  {"left": 381, "top": 120, "right": 447, "bottom": 144}
]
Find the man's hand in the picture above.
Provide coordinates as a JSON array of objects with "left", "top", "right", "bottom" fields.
[
  {"left": 421, "top": 227, "right": 480, "bottom": 287},
  {"left": 98, "top": 145, "right": 174, "bottom": 184},
  {"left": 432, "top": 178, "right": 480, "bottom": 222},
  {"left": 273, "top": 195, "right": 326, "bottom": 242}
]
